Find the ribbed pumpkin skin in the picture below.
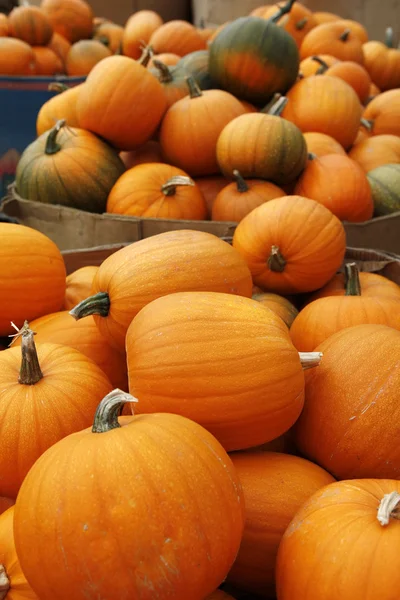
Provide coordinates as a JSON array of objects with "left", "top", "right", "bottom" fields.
[
  {"left": 122, "top": 10, "right": 163, "bottom": 60},
  {"left": 209, "top": 16, "right": 299, "bottom": 105},
  {"left": 308, "top": 271, "right": 400, "bottom": 303},
  {"left": 252, "top": 292, "right": 299, "bottom": 328},
  {"left": 8, "top": 6, "right": 53, "bottom": 46},
  {"left": 295, "top": 324, "right": 400, "bottom": 479},
  {"left": 362, "top": 89, "right": 400, "bottom": 137},
  {"left": 276, "top": 479, "right": 400, "bottom": 600},
  {"left": 14, "top": 411, "right": 245, "bottom": 600},
  {"left": 64, "top": 265, "right": 98, "bottom": 310},
  {"left": 36, "top": 83, "right": 82, "bottom": 135},
  {"left": 16, "top": 125, "right": 125, "bottom": 213},
  {"left": 303, "top": 132, "right": 346, "bottom": 157},
  {"left": 41, "top": 0, "right": 93, "bottom": 44},
  {"left": 0, "top": 224, "right": 66, "bottom": 336},
  {"left": 0, "top": 507, "right": 38, "bottom": 599},
  {"left": 65, "top": 39, "right": 111, "bottom": 76},
  {"left": 227, "top": 452, "right": 335, "bottom": 597},
  {"left": 367, "top": 164, "right": 400, "bottom": 216},
  {"left": 349, "top": 135, "right": 400, "bottom": 173},
  {"left": 0, "top": 37, "right": 35, "bottom": 75},
  {"left": 127, "top": 292, "right": 306, "bottom": 451}
]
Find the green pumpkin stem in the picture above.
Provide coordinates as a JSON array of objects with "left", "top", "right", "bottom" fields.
[
  {"left": 268, "top": 245, "right": 287, "bottom": 273},
  {"left": 233, "top": 170, "right": 249, "bottom": 193},
  {"left": 138, "top": 44, "right": 154, "bottom": 66},
  {"left": 69, "top": 292, "right": 111, "bottom": 320},
  {"left": 186, "top": 75, "right": 202, "bottom": 98},
  {"left": 92, "top": 389, "right": 139, "bottom": 433},
  {"left": 295, "top": 17, "right": 308, "bottom": 31},
  {"left": 12, "top": 321, "right": 44, "bottom": 385},
  {"left": 377, "top": 492, "right": 400, "bottom": 526},
  {"left": 153, "top": 59, "right": 173, "bottom": 83},
  {"left": 48, "top": 82, "right": 68, "bottom": 93},
  {"left": 360, "top": 117, "right": 374, "bottom": 132},
  {"left": 344, "top": 262, "right": 362, "bottom": 296},
  {"left": 0, "top": 565, "right": 10, "bottom": 600},
  {"left": 268, "top": 0, "right": 296, "bottom": 23},
  {"left": 339, "top": 28, "right": 351, "bottom": 42},
  {"left": 161, "top": 176, "right": 194, "bottom": 196},
  {"left": 385, "top": 27, "right": 395, "bottom": 48},
  {"left": 45, "top": 119, "right": 66, "bottom": 155},
  {"left": 299, "top": 352, "right": 323, "bottom": 370}
]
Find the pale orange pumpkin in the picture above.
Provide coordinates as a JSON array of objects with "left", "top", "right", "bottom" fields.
[
  {"left": 122, "top": 10, "right": 163, "bottom": 60},
  {"left": 149, "top": 19, "right": 207, "bottom": 56},
  {"left": 362, "top": 89, "right": 400, "bottom": 137}
]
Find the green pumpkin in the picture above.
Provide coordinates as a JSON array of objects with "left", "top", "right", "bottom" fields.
[
  {"left": 177, "top": 50, "right": 214, "bottom": 90},
  {"left": 367, "top": 164, "right": 400, "bottom": 216},
  {"left": 208, "top": 15, "right": 299, "bottom": 105},
  {"left": 15, "top": 120, "right": 125, "bottom": 213}
]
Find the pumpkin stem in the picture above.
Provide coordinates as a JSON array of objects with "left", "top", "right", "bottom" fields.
[
  {"left": 295, "top": 17, "right": 308, "bottom": 31},
  {"left": 161, "top": 176, "right": 195, "bottom": 196},
  {"left": 138, "top": 44, "right": 154, "bottom": 67},
  {"left": 186, "top": 75, "right": 203, "bottom": 98},
  {"left": 360, "top": 118, "right": 374, "bottom": 132},
  {"left": 339, "top": 28, "right": 351, "bottom": 41},
  {"left": 48, "top": 82, "right": 68, "bottom": 93},
  {"left": 311, "top": 55, "right": 329, "bottom": 74},
  {"left": 261, "top": 93, "right": 288, "bottom": 116},
  {"left": 268, "top": 245, "right": 287, "bottom": 273},
  {"left": 96, "top": 35, "right": 110, "bottom": 47},
  {"left": 268, "top": 0, "right": 296, "bottom": 23},
  {"left": 385, "top": 26, "right": 395, "bottom": 48},
  {"left": 308, "top": 152, "right": 317, "bottom": 161},
  {"left": 92, "top": 389, "right": 139, "bottom": 433},
  {"left": 152, "top": 59, "right": 174, "bottom": 83},
  {"left": 10, "top": 321, "right": 44, "bottom": 385},
  {"left": 344, "top": 262, "right": 362, "bottom": 296},
  {"left": 0, "top": 565, "right": 10, "bottom": 600},
  {"left": 69, "top": 292, "right": 110, "bottom": 320},
  {"left": 45, "top": 119, "right": 66, "bottom": 155},
  {"left": 233, "top": 170, "right": 249, "bottom": 193},
  {"left": 299, "top": 352, "right": 323, "bottom": 370},
  {"left": 377, "top": 492, "right": 400, "bottom": 526},
  {"left": 261, "top": 92, "right": 281, "bottom": 113}
]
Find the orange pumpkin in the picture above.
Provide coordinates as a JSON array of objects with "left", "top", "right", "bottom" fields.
[
  {"left": 147, "top": 52, "right": 180, "bottom": 67},
  {"left": 36, "top": 82, "right": 82, "bottom": 135},
  {"left": 211, "top": 170, "right": 285, "bottom": 222},
  {"left": 320, "top": 59, "right": 371, "bottom": 103},
  {"left": 47, "top": 31, "right": 71, "bottom": 64},
  {"left": 119, "top": 140, "right": 164, "bottom": 169},
  {"left": 65, "top": 39, "right": 111, "bottom": 76},
  {"left": 41, "top": 0, "right": 93, "bottom": 44},
  {"left": 8, "top": 5, "right": 53, "bottom": 46},
  {"left": 294, "top": 153, "right": 374, "bottom": 222},
  {"left": 349, "top": 134, "right": 400, "bottom": 172},
  {"left": 300, "top": 22, "right": 364, "bottom": 64},
  {"left": 194, "top": 175, "right": 230, "bottom": 217},
  {"left": 260, "top": 2, "right": 318, "bottom": 48},
  {"left": 122, "top": 10, "right": 163, "bottom": 60},
  {"left": 149, "top": 19, "right": 206, "bottom": 56},
  {"left": 232, "top": 195, "right": 346, "bottom": 294},
  {"left": 252, "top": 292, "right": 299, "bottom": 328},
  {"left": 363, "top": 28, "right": 400, "bottom": 91},
  {"left": 64, "top": 265, "right": 98, "bottom": 310},
  {"left": 335, "top": 19, "right": 369, "bottom": 44},
  {"left": 362, "top": 89, "right": 400, "bottom": 137},
  {"left": 0, "top": 497, "right": 14, "bottom": 516},
  {"left": 299, "top": 54, "right": 339, "bottom": 77},
  {"left": 303, "top": 132, "right": 346, "bottom": 157},
  {"left": 0, "top": 37, "right": 35, "bottom": 75},
  {"left": 227, "top": 451, "right": 335, "bottom": 597},
  {"left": 0, "top": 14, "right": 9, "bottom": 37},
  {"left": 276, "top": 479, "right": 400, "bottom": 599},
  {"left": 32, "top": 46, "right": 64, "bottom": 75},
  {"left": 107, "top": 163, "right": 207, "bottom": 220},
  {"left": 93, "top": 21, "right": 124, "bottom": 53},
  {"left": 14, "top": 389, "right": 245, "bottom": 600}
]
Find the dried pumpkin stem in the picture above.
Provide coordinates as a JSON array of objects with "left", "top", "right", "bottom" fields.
[
  {"left": 344, "top": 262, "right": 361, "bottom": 296},
  {"left": 69, "top": 291, "right": 110, "bottom": 320},
  {"left": 385, "top": 27, "right": 395, "bottom": 48},
  {"left": 16, "top": 321, "right": 44, "bottom": 385},
  {"left": 186, "top": 75, "right": 203, "bottom": 98},
  {"left": 45, "top": 119, "right": 66, "bottom": 155},
  {"left": 295, "top": 17, "right": 308, "bottom": 30},
  {"left": 138, "top": 44, "right": 154, "bottom": 67},
  {"left": 377, "top": 492, "right": 400, "bottom": 526},
  {"left": 311, "top": 56, "right": 329, "bottom": 75},
  {"left": 339, "top": 28, "right": 351, "bottom": 42},
  {"left": 268, "top": 245, "right": 287, "bottom": 273},
  {"left": 233, "top": 170, "right": 249, "bottom": 193},
  {"left": 299, "top": 352, "right": 323, "bottom": 370},
  {"left": 0, "top": 565, "right": 10, "bottom": 600},
  {"left": 161, "top": 176, "right": 195, "bottom": 196},
  {"left": 48, "top": 82, "right": 68, "bottom": 93},
  {"left": 92, "top": 389, "right": 139, "bottom": 433},
  {"left": 152, "top": 59, "right": 173, "bottom": 83},
  {"left": 268, "top": 0, "right": 296, "bottom": 23}
]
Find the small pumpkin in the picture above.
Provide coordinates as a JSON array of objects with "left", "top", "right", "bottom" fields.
[
  {"left": 298, "top": 53, "right": 339, "bottom": 77},
  {"left": 8, "top": 5, "right": 53, "bottom": 46},
  {"left": 119, "top": 140, "right": 164, "bottom": 169},
  {"left": 252, "top": 292, "right": 298, "bottom": 328},
  {"left": 303, "top": 132, "right": 346, "bottom": 157},
  {"left": 316, "top": 58, "right": 371, "bottom": 103},
  {"left": 41, "top": 0, "right": 93, "bottom": 44},
  {"left": 194, "top": 175, "right": 230, "bottom": 216},
  {"left": 349, "top": 134, "right": 400, "bottom": 173},
  {"left": 14, "top": 389, "right": 245, "bottom": 600},
  {"left": 362, "top": 89, "right": 400, "bottom": 137},
  {"left": 47, "top": 31, "right": 71, "bottom": 65},
  {"left": 122, "top": 9, "right": 163, "bottom": 60},
  {"left": 300, "top": 21, "right": 364, "bottom": 63},
  {"left": 0, "top": 497, "right": 14, "bottom": 516},
  {"left": 32, "top": 46, "right": 64, "bottom": 75},
  {"left": 65, "top": 39, "right": 111, "bottom": 76},
  {"left": 16, "top": 120, "right": 125, "bottom": 213},
  {"left": 36, "top": 82, "right": 82, "bottom": 135},
  {"left": 176, "top": 49, "right": 213, "bottom": 89},
  {"left": 149, "top": 19, "right": 206, "bottom": 56},
  {"left": 93, "top": 21, "right": 123, "bottom": 54},
  {"left": 367, "top": 163, "right": 400, "bottom": 216},
  {"left": 335, "top": 18, "right": 369, "bottom": 44},
  {"left": 0, "top": 14, "right": 9, "bottom": 36},
  {"left": 107, "top": 163, "right": 207, "bottom": 220},
  {"left": 363, "top": 27, "right": 400, "bottom": 91},
  {"left": 0, "top": 37, "right": 35, "bottom": 75},
  {"left": 64, "top": 265, "right": 98, "bottom": 310},
  {"left": 232, "top": 195, "right": 346, "bottom": 294}
]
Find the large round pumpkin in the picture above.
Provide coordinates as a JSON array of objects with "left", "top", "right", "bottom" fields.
[
  {"left": 367, "top": 163, "right": 400, "bottom": 216},
  {"left": 349, "top": 134, "right": 400, "bottom": 173},
  {"left": 126, "top": 291, "right": 321, "bottom": 451},
  {"left": 14, "top": 389, "right": 245, "bottom": 600},
  {"left": 41, "top": 0, "right": 93, "bottom": 43},
  {"left": 0, "top": 37, "right": 35, "bottom": 75},
  {"left": 16, "top": 120, "right": 125, "bottom": 213},
  {"left": 300, "top": 21, "right": 364, "bottom": 63},
  {"left": 65, "top": 39, "right": 111, "bottom": 75},
  {"left": 8, "top": 5, "right": 53, "bottom": 46},
  {"left": 149, "top": 19, "right": 206, "bottom": 56},
  {"left": 36, "top": 82, "right": 82, "bottom": 135},
  {"left": 70, "top": 230, "right": 253, "bottom": 350},
  {"left": 0, "top": 224, "right": 66, "bottom": 336},
  {"left": 122, "top": 10, "right": 163, "bottom": 60},
  {"left": 362, "top": 89, "right": 400, "bottom": 137}
]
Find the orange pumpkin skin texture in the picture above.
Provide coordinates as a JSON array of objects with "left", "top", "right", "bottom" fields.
[
  {"left": 252, "top": 292, "right": 298, "bottom": 328},
  {"left": 295, "top": 324, "right": 400, "bottom": 479},
  {"left": 64, "top": 266, "right": 98, "bottom": 310},
  {"left": 107, "top": 163, "right": 207, "bottom": 220},
  {"left": 65, "top": 39, "right": 111, "bottom": 76},
  {"left": 77, "top": 56, "right": 167, "bottom": 151},
  {"left": 8, "top": 6, "right": 53, "bottom": 46},
  {"left": 308, "top": 270, "right": 400, "bottom": 303},
  {"left": 299, "top": 54, "right": 339, "bottom": 77},
  {"left": 300, "top": 22, "right": 364, "bottom": 64},
  {"left": 122, "top": 10, "right": 163, "bottom": 60},
  {"left": 362, "top": 89, "right": 400, "bottom": 137},
  {"left": 281, "top": 75, "right": 362, "bottom": 149},
  {"left": 148, "top": 52, "right": 181, "bottom": 68},
  {"left": 71, "top": 230, "right": 253, "bottom": 351},
  {"left": 294, "top": 154, "right": 374, "bottom": 222},
  {"left": 0, "top": 496, "right": 14, "bottom": 516},
  {"left": 303, "top": 132, "right": 346, "bottom": 157},
  {"left": 14, "top": 391, "right": 245, "bottom": 600},
  {"left": 348, "top": 134, "right": 400, "bottom": 173},
  {"left": 36, "top": 82, "right": 82, "bottom": 135},
  {"left": 0, "top": 224, "right": 66, "bottom": 337},
  {"left": 0, "top": 506, "right": 38, "bottom": 599},
  {"left": 232, "top": 196, "right": 346, "bottom": 295},
  {"left": 127, "top": 291, "right": 307, "bottom": 451},
  {"left": 276, "top": 479, "right": 400, "bottom": 600},
  {"left": 227, "top": 452, "right": 335, "bottom": 597},
  {"left": 0, "top": 37, "right": 35, "bottom": 75},
  {"left": 41, "top": 0, "right": 93, "bottom": 44},
  {"left": 47, "top": 31, "right": 71, "bottom": 64},
  {"left": 194, "top": 175, "right": 230, "bottom": 216},
  {"left": 363, "top": 40, "right": 400, "bottom": 91},
  {"left": 149, "top": 20, "right": 206, "bottom": 56},
  {"left": 335, "top": 19, "right": 369, "bottom": 44},
  {"left": 32, "top": 46, "right": 63, "bottom": 75},
  {"left": 0, "top": 14, "right": 9, "bottom": 37},
  {"left": 323, "top": 60, "right": 371, "bottom": 103}
]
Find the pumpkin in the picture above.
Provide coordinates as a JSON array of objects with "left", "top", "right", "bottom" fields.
[
  {"left": 93, "top": 21, "right": 123, "bottom": 54},
  {"left": 0, "top": 14, "right": 9, "bottom": 36},
  {"left": 0, "top": 37, "right": 35, "bottom": 75},
  {"left": 126, "top": 291, "right": 322, "bottom": 451},
  {"left": 0, "top": 506, "right": 38, "bottom": 599},
  {"left": 211, "top": 170, "right": 285, "bottom": 222},
  {"left": 148, "top": 52, "right": 180, "bottom": 67},
  {"left": 349, "top": 134, "right": 400, "bottom": 173},
  {"left": 14, "top": 389, "right": 245, "bottom": 600},
  {"left": 295, "top": 324, "right": 400, "bottom": 479},
  {"left": 159, "top": 77, "right": 247, "bottom": 177},
  {"left": 0, "top": 497, "right": 14, "bottom": 516},
  {"left": 298, "top": 54, "right": 339, "bottom": 77},
  {"left": 281, "top": 75, "right": 363, "bottom": 149},
  {"left": 47, "top": 31, "right": 71, "bottom": 64},
  {"left": 276, "top": 479, "right": 400, "bottom": 600},
  {"left": 312, "top": 11, "right": 340, "bottom": 25},
  {"left": 290, "top": 262, "right": 400, "bottom": 351},
  {"left": 0, "top": 224, "right": 66, "bottom": 337},
  {"left": 303, "top": 132, "right": 346, "bottom": 157},
  {"left": 260, "top": 1, "right": 318, "bottom": 48},
  {"left": 362, "top": 89, "right": 400, "bottom": 137},
  {"left": 252, "top": 292, "right": 298, "bottom": 328},
  {"left": 64, "top": 265, "right": 98, "bottom": 310},
  {"left": 367, "top": 163, "right": 400, "bottom": 216},
  {"left": 41, "top": 0, "right": 93, "bottom": 44},
  {"left": 119, "top": 140, "right": 164, "bottom": 169},
  {"left": 176, "top": 49, "right": 213, "bottom": 89},
  {"left": 335, "top": 19, "right": 369, "bottom": 44},
  {"left": 300, "top": 22, "right": 364, "bottom": 63},
  {"left": 149, "top": 59, "right": 190, "bottom": 108},
  {"left": 227, "top": 451, "right": 334, "bottom": 597},
  {"left": 294, "top": 153, "right": 373, "bottom": 222},
  {"left": 8, "top": 5, "right": 53, "bottom": 46},
  {"left": 107, "top": 163, "right": 207, "bottom": 220},
  {"left": 208, "top": 12, "right": 299, "bottom": 105},
  {"left": 232, "top": 195, "right": 346, "bottom": 294},
  {"left": 36, "top": 82, "right": 82, "bottom": 135},
  {"left": 194, "top": 175, "right": 230, "bottom": 216},
  {"left": 65, "top": 39, "right": 111, "bottom": 75},
  {"left": 317, "top": 59, "right": 372, "bottom": 103},
  {"left": 70, "top": 229, "right": 253, "bottom": 350},
  {"left": 0, "top": 322, "right": 112, "bottom": 498},
  {"left": 122, "top": 10, "right": 163, "bottom": 60},
  {"left": 216, "top": 113, "right": 307, "bottom": 185},
  {"left": 149, "top": 19, "right": 206, "bottom": 56},
  {"left": 16, "top": 120, "right": 125, "bottom": 213},
  {"left": 363, "top": 28, "right": 400, "bottom": 91},
  {"left": 76, "top": 55, "right": 167, "bottom": 151},
  {"left": 33, "top": 46, "right": 64, "bottom": 75}
]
